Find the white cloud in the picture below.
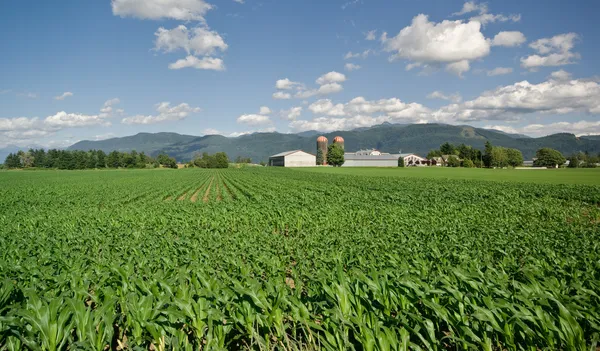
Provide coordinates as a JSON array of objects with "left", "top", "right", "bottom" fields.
[
  {"left": 54, "top": 92, "right": 74, "bottom": 101},
  {"left": 168, "top": 56, "right": 225, "bottom": 70},
  {"left": 280, "top": 107, "right": 302, "bottom": 121},
  {"left": 237, "top": 114, "right": 272, "bottom": 126},
  {"left": 344, "top": 49, "right": 371, "bottom": 60},
  {"left": 111, "top": 0, "right": 213, "bottom": 21},
  {"left": 432, "top": 78, "right": 600, "bottom": 122},
  {"left": 452, "top": 1, "right": 485, "bottom": 16},
  {"left": 309, "top": 99, "right": 345, "bottom": 116},
  {"left": 0, "top": 89, "right": 11, "bottom": 95},
  {"left": 317, "top": 83, "right": 344, "bottom": 95},
  {"left": 491, "top": 31, "right": 526, "bottom": 47},
  {"left": 427, "top": 91, "right": 462, "bottom": 103},
  {"left": 294, "top": 90, "right": 318, "bottom": 99},
  {"left": 345, "top": 63, "right": 361, "bottom": 71},
  {"left": 259, "top": 106, "right": 271, "bottom": 115},
  {"left": 521, "top": 33, "right": 580, "bottom": 70},
  {"left": 275, "top": 78, "right": 302, "bottom": 90},
  {"left": 549, "top": 70, "right": 571, "bottom": 81},
  {"left": 470, "top": 13, "right": 520, "bottom": 25},
  {"left": 445, "top": 60, "right": 470, "bottom": 77},
  {"left": 122, "top": 102, "right": 201, "bottom": 125},
  {"left": 365, "top": 30, "right": 377, "bottom": 41},
  {"left": 290, "top": 96, "right": 431, "bottom": 132},
  {"left": 17, "top": 92, "right": 38, "bottom": 99},
  {"left": 154, "top": 25, "right": 227, "bottom": 56},
  {"left": 233, "top": 0, "right": 244, "bottom": 3},
  {"left": 99, "top": 98, "right": 121, "bottom": 118},
  {"left": 316, "top": 71, "right": 347, "bottom": 85},
  {"left": 485, "top": 121, "right": 600, "bottom": 137},
  {"left": 381, "top": 14, "right": 490, "bottom": 76},
  {"left": 45, "top": 112, "right": 111, "bottom": 128},
  {"left": 272, "top": 91, "right": 292, "bottom": 100},
  {"left": 0, "top": 117, "right": 42, "bottom": 132},
  {"left": 487, "top": 67, "right": 513, "bottom": 76}
]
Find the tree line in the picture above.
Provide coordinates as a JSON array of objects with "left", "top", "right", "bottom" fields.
[
  {"left": 187, "top": 152, "right": 230, "bottom": 168},
  {"left": 421, "top": 142, "right": 596, "bottom": 168},
  {"left": 2, "top": 149, "right": 178, "bottom": 170}
]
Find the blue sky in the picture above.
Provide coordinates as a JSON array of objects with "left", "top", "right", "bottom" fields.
[{"left": 1, "top": 0, "right": 599, "bottom": 147}]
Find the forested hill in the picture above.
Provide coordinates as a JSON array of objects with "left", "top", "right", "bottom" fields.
[{"left": 66, "top": 124, "right": 600, "bottom": 162}]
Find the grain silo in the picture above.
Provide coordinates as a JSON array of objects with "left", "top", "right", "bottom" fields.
[
  {"left": 333, "top": 136, "right": 345, "bottom": 150},
  {"left": 316, "top": 136, "right": 328, "bottom": 165}
]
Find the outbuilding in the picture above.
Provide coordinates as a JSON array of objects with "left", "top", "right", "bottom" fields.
[{"left": 268, "top": 150, "right": 316, "bottom": 167}]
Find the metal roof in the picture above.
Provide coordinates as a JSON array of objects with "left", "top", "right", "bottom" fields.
[
  {"left": 344, "top": 154, "right": 400, "bottom": 161},
  {"left": 269, "top": 150, "right": 315, "bottom": 158}
]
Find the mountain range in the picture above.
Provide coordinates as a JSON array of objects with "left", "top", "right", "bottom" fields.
[{"left": 63, "top": 123, "right": 600, "bottom": 162}]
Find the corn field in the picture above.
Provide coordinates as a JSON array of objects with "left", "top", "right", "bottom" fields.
[{"left": 0, "top": 168, "right": 599, "bottom": 350}]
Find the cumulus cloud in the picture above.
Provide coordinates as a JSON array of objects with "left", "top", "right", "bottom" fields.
[
  {"left": 275, "top": 78, "right": 302, "bottom": 90},
  {"left": 122, "top": 102, "right": 201, "bottom": 125},
  {"left": 309, "top": 100, "right": 345, "bottom": 116},
  {"left": 168, "top": 56, "right": 225, "bottom": 70},
  {"left": 45, "top": 112, "right": 111, "bottom": 128},
  {"left": 381, "top": 14, "right": 490, "bottom": 76},
  {"left": 54, "top": 92, "right": 74, "bottom": 101},
  {"left": 280, "top": 107, "right": 302, "bottom": 121},
  {"left": 272, "top": 91, "right": 292, "bottom": 100},
  {"left": 290, "top": 96, "right": 431, "bottom": 132},
  {"left": 237, "top": 114, "right": 272, "bottom": 126},
  {"left": 432, "top": 78, "right": 600, "bottom": 122},
  {"left": 259, "top": 106, "right": 271, "bottom": 115},
  {"left": 317, "top": 83, "right": 344, "bottom": 95},
  {"left": 521, "top": 33, "right": 580, "bottom": 70},
  {"left": 487, "top": 67, "right": 513, "bottom": 76},
  {"left": 345, "top": 63, "right": 361, "bottom": 71},
  {"left": 154, "top": 25, "right": 227, "bottom": 56},
  {"left": 316, "top": 71, "right": 347, "bottom": 85},
  {"left": 549, "top": 70, "right": 571, "bottom": 81},
  {"left": 491, "top": 31, "right": 526, "bottom": 47},
  {"left": 111, "top": 0, "right": 213, "bottom": 21},
  {"left": 427, "top": 91, "right": 462, "bottom": 103}
]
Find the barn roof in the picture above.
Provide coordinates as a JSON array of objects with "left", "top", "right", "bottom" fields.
[
  {"left": 345, "top": 154, "right": 400, "bottom": 160},
  {"left": 269, "top": 150, "right": 315, "bottom": 158}
]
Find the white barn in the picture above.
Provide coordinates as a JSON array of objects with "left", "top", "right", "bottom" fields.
[
  {"left": 268, "top": 150, "right": 316, "bottom": 167},
  {"left": 399, "top": 153, "right": 428, "bottom": 166}
]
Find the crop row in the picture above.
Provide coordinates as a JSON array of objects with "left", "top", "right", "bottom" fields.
[{"left": 0, "top": 168, "right": 599, "bottom": 350}]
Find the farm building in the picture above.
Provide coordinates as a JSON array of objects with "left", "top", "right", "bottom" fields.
[
  {"left": 343, "top": 149, "right": 400, "bottom": 167},
  {"left": 399, "top": 153, "right": 428, "bottom": 166},
  {"left": 268, "top": 150, "right": 316, "bottom": 167}
]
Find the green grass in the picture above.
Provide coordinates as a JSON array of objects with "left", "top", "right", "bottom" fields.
[{"left": 295, "top": 166, "right": 600, "bottom": 185}]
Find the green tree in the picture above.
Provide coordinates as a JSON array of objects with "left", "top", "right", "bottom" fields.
[
  {"left": 214, "top": 152, "right": 229, "bottom": 168},
  {"left": 534, "top": 148, "right": 566, "bottom": 168},
  {"left": 440, "top": 142, "right": 456, "bottom": 155},
  {"left": 506, "top": 148, "right": 524, "bottom": 167},
  {"left": 462, "top": 159, "right": 474, "bottom": 168},
  {"left": 490, "top": 147, "right": 509, "bottom": 168},
  {"left": 567, "top": 155, "right": 579, "bottom": 168},
  {"left": 327, "top": 143, "right": 345, "bottom": 167},
  {"left": 4, "top": 153, "right": 22, "bottom": 169},
  {"left": 398, "top": 156, "right": 405, "bottom": 167},
  {"left": 483, "top": 141, "right": 493, "bottom": 168},
  {"left": 446, "top": 155, "right": 460, "bottom": 167},
  {"left": 316, "top": 148, "right": 324, "bottom": 166}
]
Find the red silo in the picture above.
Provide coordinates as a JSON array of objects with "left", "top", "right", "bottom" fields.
[
  {"left": 333, "top": 136, "right": 345, "bottom": 150},
  {"left": 316, "top": 136, "right": 328, "bottom": 165}
]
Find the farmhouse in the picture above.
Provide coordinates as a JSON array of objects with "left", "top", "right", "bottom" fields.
[
  {"left": 268, "top": 150, "right": 316, "bottom": 167},
  {"left": 399, "top": 153, "right": 428, "bottom": 166}
]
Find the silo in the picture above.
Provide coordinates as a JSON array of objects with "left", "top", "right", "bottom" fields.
[
  {"left": 316, "top": 136, "right": 328, "bottom": 165},
  {"left": 333, "top": 136, "right": 345, "bottom": 150}
]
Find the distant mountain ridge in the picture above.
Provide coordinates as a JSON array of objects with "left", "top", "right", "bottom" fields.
[{"left": 64, "top": 124, "right": 600, "bottom": 162}]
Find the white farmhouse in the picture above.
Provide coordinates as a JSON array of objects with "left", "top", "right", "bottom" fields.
[{"left": 268, "top": 150, "right": 316, "bottom": 167}]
